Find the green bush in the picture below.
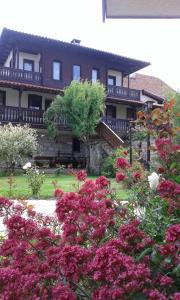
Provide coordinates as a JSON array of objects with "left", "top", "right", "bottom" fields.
[{"left": 101, "top": 148, "right": 129, "bottom": 178}]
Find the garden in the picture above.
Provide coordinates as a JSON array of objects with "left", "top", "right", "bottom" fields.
[{"left": 0, "top": 85, "right": 180, "bottom": 299}]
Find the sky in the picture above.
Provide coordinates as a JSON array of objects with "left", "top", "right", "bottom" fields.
[{"left": 0, "top": 0, "right": 180, "bottom": 91}]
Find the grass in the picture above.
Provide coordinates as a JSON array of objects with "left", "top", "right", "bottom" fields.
[{"left": 0, "top": 174, "right": 129, "bottom": 199}]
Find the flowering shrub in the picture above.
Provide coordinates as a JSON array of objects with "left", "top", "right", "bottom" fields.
[
  {"left": 101, "top": 147, "right": 130, "bottom": 178},
  {"left": 0, "top": 101, "right": 179, "bottom": 299},
  {"left": 115, "top": 158, "right": 145, "bottom": 188},
  {"left": 0, "top": 169, "right": 179, "bottom": 299},
  {"left": 0, "top": 123, "right": 37, "bottom": 172},
  {"left": 23, "top": 163, "right": 45, "bottom": 197}
]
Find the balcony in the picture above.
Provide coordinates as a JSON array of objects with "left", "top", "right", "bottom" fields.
[
  {"left": 107, "top": 85, "right": 140, "bottom": 101},
  {"left": 102, "top": 116, "right": 129, "bottom": 134},
  {"left": 0, "top": 67, "right": 42, "bottom": 85},
  {"left": 0, "top": 106, "right": 69, "bottom": 129},
  {"left": 0, "top": 106, "right": 130, "bottom": 135}
]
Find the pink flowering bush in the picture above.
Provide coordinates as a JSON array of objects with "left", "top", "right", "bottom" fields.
[
  {"left": 0, "top": 170, "right": 180, "bottom": 299},
  {"left": 0, "top": 101, "right": 179, "bottom": 299}
]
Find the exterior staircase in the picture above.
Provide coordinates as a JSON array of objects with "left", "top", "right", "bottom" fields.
[{"left": 96, "top": 120, "right": 125, "bottom": 149}]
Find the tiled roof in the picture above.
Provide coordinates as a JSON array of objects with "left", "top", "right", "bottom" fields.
[
  {"left": 0, "top": 28, "right": 150, "bottom": 75},
  {"left": 0, "top": 80, "right": 62, "bottom": 94},
  {"left": 124, "top": 73, "right": 175, "bottom": 99}
]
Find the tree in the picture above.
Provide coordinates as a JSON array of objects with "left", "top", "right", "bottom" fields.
[
  {"left": 45, "top": 80, "right": 106, "bottom": 172},
  {"left": 0, "top": 123, "right": 38, "bottom": 172}
]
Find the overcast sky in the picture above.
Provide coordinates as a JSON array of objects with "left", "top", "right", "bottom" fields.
[{"left": 0, "top": 0, "right": 180, "bottom": 91}]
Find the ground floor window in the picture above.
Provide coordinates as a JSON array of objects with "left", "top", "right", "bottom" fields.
[
  {"left": 73, "top": 138, "right": 81, "bottom": 152},
  {"left": 28, "top": 94, "right": 42, "bottom": 110},
  {"left": 0, "top": 90, "right": 6, "bottom": 106},
  {"left": 127, "top": 107, "right": 136, "bottom": 120}
]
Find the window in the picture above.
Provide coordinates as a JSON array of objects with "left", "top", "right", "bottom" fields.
[
  {"left": 73, "top": 138, "right": 80, "bottom": 153},
  {"left": 106, "top": 105, "right": 116, "bottom": 118},
  {"left": 23, "top": 59, "right": 34, "bottom": 72},
  {"left": 127, "top": 108, "right": 136, "bottom": 120},
  {"left": 45, "top": 99, "right": 52, "bottom": 111},
  {"left": 28, "top": 94, "right": 42, "bottom": 110},
  {"left": 0, "top": 90, "right": 6, "bottom": 106},
  {"left": 92, "top": 68, "right": 99, "bottom": 83},
  {"left": 108, "top": 75, "right": 116, "bottom": 86},
  {"left": 73, "top": 65, "right": 81, "bottom": 82},
  {"left": 53, "top": 61, "right": 61, "bottom": 80}
]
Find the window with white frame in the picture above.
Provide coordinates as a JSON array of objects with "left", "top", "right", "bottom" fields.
[{"left": 53, "top": 61, "right": 61, "bottom": 80}]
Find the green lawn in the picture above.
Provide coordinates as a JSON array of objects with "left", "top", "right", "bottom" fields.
[{"left": 0, "top": 174, "right": 128, "bottom": 199}]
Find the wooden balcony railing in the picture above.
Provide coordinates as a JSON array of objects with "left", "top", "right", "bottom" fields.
[
  {"left": 0, "top": 106, "right": 69, "bottom": 129},
  {"left": 0, "top": 106, "right": 130, "bottom": 136},
  {"left": 107, "top": 85, "right": 141, "bottom": 101},
  {"left": 102, "top": 116, "right": 129, "bottom": 134},
  {"left": 0, "top": 67, "right": 42, "bottom": 85}
]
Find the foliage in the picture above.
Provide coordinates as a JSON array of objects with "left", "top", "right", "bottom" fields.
[
  {"left": 0, "top": 123, "right": 37, "bottom": 172},
  {"left": 101, "top": 148, "right": 129, "bottom": 178},
  {"left": 54, "top": 165, "right": 66, "bottom": 176},
  {"left": 44, "top": 80, "right": 106, "bottom": 171},
  {"left": 24, "top": 164, "right": 45, "bottom": 197},
  {"left": 137, "top": 99, "right": 180, "bottom": 178},
  {"left": 0, "top": 171, "right": 179, "bottom": 299},
  {"left": 171, "top": 93, "right": 180, "bottom": 144},
  {"left": 115, "top": 100, "right": 180, "bottom": 241},
  {"left": 0, "top": 101, "right": 179, "bottom": 299},
  {"left": 6, "top": 175, "right": 16, "bottom": 197}
]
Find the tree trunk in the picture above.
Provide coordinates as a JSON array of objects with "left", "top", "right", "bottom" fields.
[{"left": 85, "top": 140, "right": 91, "bottom": 174}]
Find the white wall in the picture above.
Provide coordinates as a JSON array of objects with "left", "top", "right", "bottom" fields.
[
  {"left": 140, "top": 92, "right": 158, "bottom": 104},
  {"left": 18, "top": 52, "right": 41, "bottom": 73},
  {"left": 107, "top": 69, "right": 122, "bottom": 86},
  {"left": 106, "top": 102, "right": 134, "bottom": 119},
  {"left": 0, "top": 87, "right": 55, "bottom": 109}
]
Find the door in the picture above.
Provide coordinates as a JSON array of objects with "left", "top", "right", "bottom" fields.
[
  {"left": 106, "top": 105, "right": 116, "bottom": 118},
  {"left": 45, "top": 99, "right": 52, "bottom": 111}
]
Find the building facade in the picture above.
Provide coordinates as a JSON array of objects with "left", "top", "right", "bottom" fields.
[{"left": 0, "top": 28, "right": 162, "bottom": 172}]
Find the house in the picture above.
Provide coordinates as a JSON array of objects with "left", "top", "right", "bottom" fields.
[
  {"left": 124, "top": 73, "right": 175, "bottom": 100},
  {"left": 0, "top": 28, "right": 161, "bottom": 172}
]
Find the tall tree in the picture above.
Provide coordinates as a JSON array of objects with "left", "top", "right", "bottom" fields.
[{"left": 45, "top": 80, "right": 106, "bottom": 172}]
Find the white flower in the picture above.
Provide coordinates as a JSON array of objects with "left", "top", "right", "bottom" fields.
[
  {"left": 148, "top": 172, "right": 159, "bottom": 190},
  {"left": 23, "top": 162, "right": 32, "bottom": 170}
]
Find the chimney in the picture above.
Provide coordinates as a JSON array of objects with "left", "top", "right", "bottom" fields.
[{"left": 71, "top": 39, "right": 81, "bottom": 45}]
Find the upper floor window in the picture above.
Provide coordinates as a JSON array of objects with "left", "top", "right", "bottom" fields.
[
  {"left": 23, "top": 59, "right": 34, "bottom": 72},
  {"left": 53, "top": 61, "right": 61, "bottom": 80},
  {"left": 0, "top": 90, "right": 6, "bottom": 106},
  {"left": 73, "top": 65, "right": 81, "bottom": 82},
  {"left": 108, "top": 75, "right": 116, "bottom": 86},
  {"left": 92, "top": 68, "right": 99, "bottom": 83}
]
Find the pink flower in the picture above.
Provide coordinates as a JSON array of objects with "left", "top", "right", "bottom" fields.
[
  {"left": 165, "top": 224, "right": 180, "bottom": 243},
  {"left": 116, "top": 172, "right": 125, "bottom": 183},
  {"left": 159, "top": 275, "right": 174, "bottom": 287},
  {"left": 95, "top": 176, "right": 109, "bottom": 188},
  {"left": 75, "top": 170, "right": 87, "bottom": 181},
  {"left": 158, "top": 180, "right": 178, "bottom": 198},
  {"left": 54, "top": 188, "right": 64, "bottom": 198},
  {"left": 123, "top": 150, "right": 128, "bottom": 155},
  {"left": 133, "top": 171, "right": 141, "bottom": 180},
  {"left": 115, "top": 157, "right": 130, "bottom": 169}
]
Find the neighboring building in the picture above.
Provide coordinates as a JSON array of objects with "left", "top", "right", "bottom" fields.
[
  {"left": 0, "top": 28, "right": 162, "bottom": 172},
  {"left": 124, "top": 73, "right": 175, "bottom": 100}
]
